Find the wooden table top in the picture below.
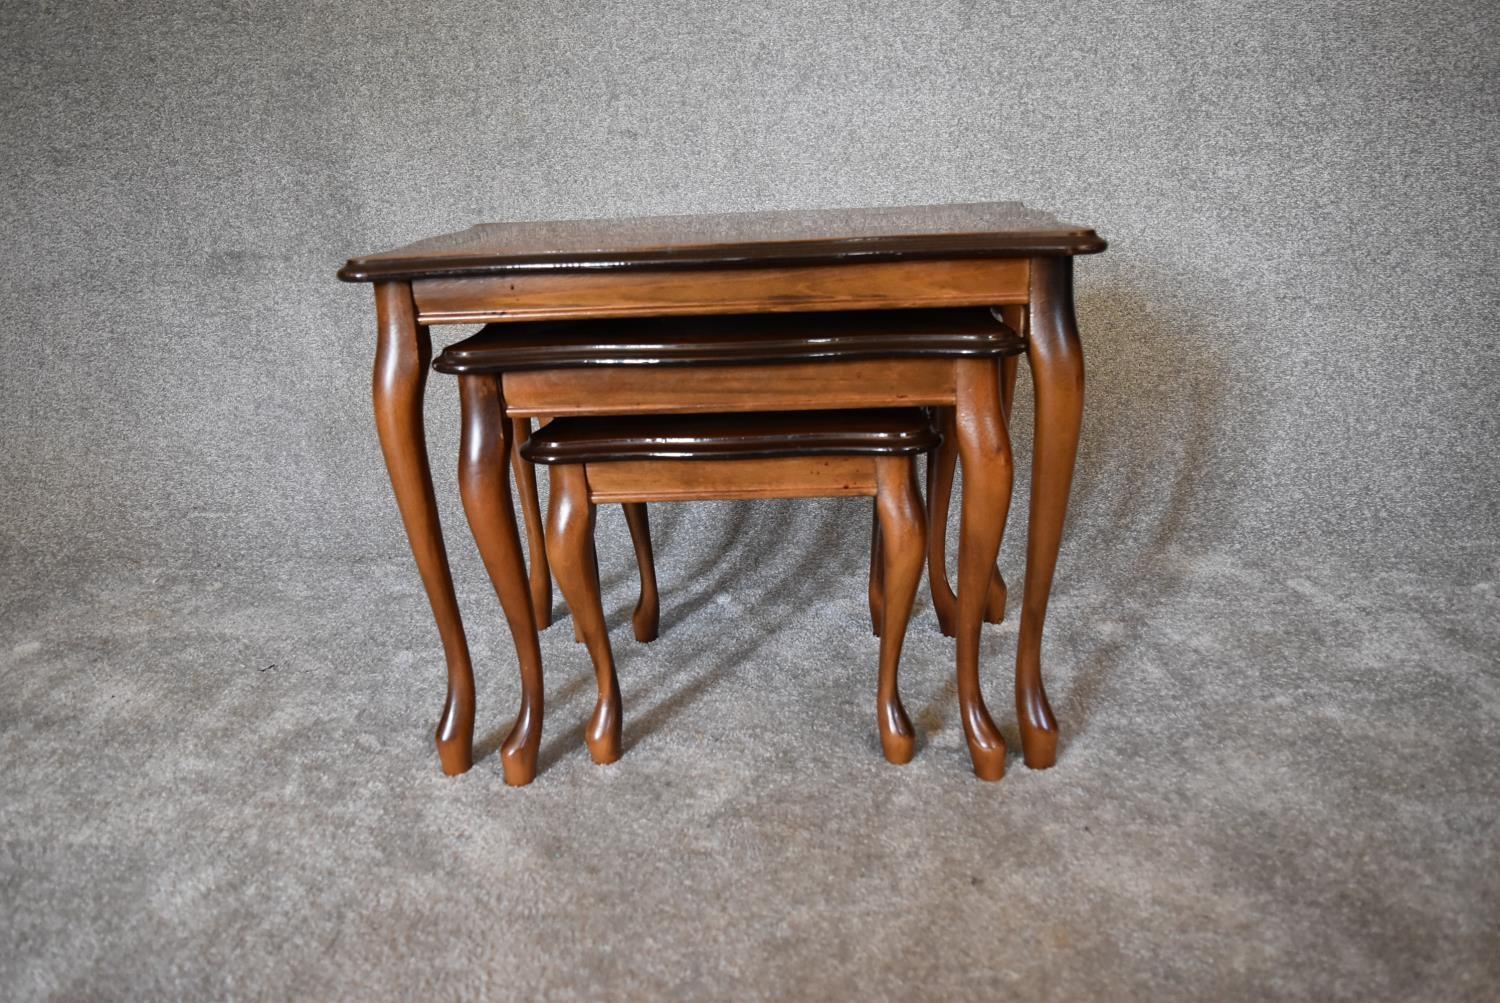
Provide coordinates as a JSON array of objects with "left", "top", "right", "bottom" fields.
[{"left": 338, "top": 201, "right": 1106, "bottom": 282}]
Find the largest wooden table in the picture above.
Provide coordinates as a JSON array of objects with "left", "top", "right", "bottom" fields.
[{"left": 338, "top": 202, "right": 1106, "bottom": 783}]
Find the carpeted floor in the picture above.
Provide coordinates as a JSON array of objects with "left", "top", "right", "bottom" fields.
[{"left": 2, "top": 502, "right": 1495, "bottom": 1001}]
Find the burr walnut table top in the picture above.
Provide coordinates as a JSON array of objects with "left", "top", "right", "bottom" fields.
[{"left": 338, "top": 201, "right": 1105, "bottom": 282}]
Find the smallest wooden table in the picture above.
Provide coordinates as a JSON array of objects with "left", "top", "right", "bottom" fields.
[{"left": 338, "top": 202, "right": 1106, "bottom": 783}]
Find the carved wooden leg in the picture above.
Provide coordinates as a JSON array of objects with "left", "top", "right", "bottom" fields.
[
  {"left": 457, "top": 375, "right": 545, "bottom": 786},
  {"left": 1000, "top": 351, "right": 1022, "bottom": 423},
  {"left": 546, "top": 465, "right": 622, "bottom": 765},
  {"left": 980, "top": 354, "right": 1021, "bottom": 624},
  {"left": 868, "top": 502, "right": 884, "bottom": 636},
  {"left": 509, "top": 417, "right": 553, "bottom": 630},
  {"left": 569, "top": 468, "right": 585, "bottom": 645},
  {"left": 372, "top": 282, "right": 474, "bottom": 776},
  {"left": 926, "top": 406, "right": 959, "bottom": 636},
  {"left": 575, "top": 542, "right": 601, "bottom": 645},
  {"left": 928, "top": 405, "right": 1006, "bottom": 635},
  {"left": 982, "top": 311, "right": 1025, "bottom": 624},
  {"left": 622, "top": 503, "right": 660, "bottom": 643},
  {"left": 954, "top": 358, "right": 1015, "bottom": 780},
  {"left": 1015, "top": 257, "right": 1084, "bottom": 769},
  {"left": 874, "top": 455, "right": 924, "bottom": 764}
]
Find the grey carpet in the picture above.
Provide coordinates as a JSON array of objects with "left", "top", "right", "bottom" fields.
[
  {"left": 3, "top": 0, "right": 1499, "bottom": 998},
  {"left": 3, "top": 508, "right": 1498, "bottom": 1000}
]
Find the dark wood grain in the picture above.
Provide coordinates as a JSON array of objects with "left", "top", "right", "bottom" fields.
[
  {"left": 339, "top": 202, "right": 1105, "bottom": 282},
  {"left": 583, "top": 455, "right": 879, "bottom": 502},
  {"left": 411, "top": 258, "right": 1030, "bottom": 324},
  {"left": 434, "top": 309, "right": 1021, "bottom": 373},
  {"left": 502, "top": 357, "right": 958, "bottom": 417},
  {"left": 348, "top": 206, "right": 1101, "bottom": 784},
  {"left": 522, "top": 409, "right": 940, "bottom": 465}
]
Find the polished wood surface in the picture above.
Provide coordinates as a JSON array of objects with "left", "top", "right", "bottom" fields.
[
  {"left": 345, "top": 201, "right": 1103, "bottom": 783},
  {"left": 583, "top": 455, "right": 877, "bottom": 503},
  {"left": 509, "top": 354, "right": 1004, "bottom": 644},
  {"left": 476, "top": 346, "right": 1031, "bottom": 780},
  {"left": 867, "top": 504, "right": 884, "bottom": 637},
  {"left": 410, "top": 258, "right": 1030, "bottom": 325},
  {"left": 522, "top": 409, "right": 941, "bottom": 464},
  {"left": 434, "top": 309, "right": 1021, "bottom": 373},
  {"left": 546, "top": 464, "right": 622, "bottom": 765},
  {"left": 508, "top": 417, "right": 553, "bottom": 630},
  {"left": 457, "top": 375, "right": 544, "bottom": 785},
  {"left": 927, "top": 406, "right": 1008, "bottom": 636},
  {"left": 449, "top": 309, "right": 1015, "bottom": 653},
  {"left": 622, "top": 503, "right": 659, "bottom": 643},
  {"left": 502, "top": 358, "right": 957, "bottom": 417},
  {"left": 873, "top": 455, "right": 924, "bottom": 763},
  {"left": 953, "top": 359, "right": 1015, "bottom": 780},
  {"left": 339, "top": 202, "right": 1104, "bottom": 282},
  {"left": 371, "top": 282, "right": 474, "bottom": 776},
  {"left": 926, "top": 407, "right": 1004, "bottom": 635},
  {"left": 1014, "top": 257, "right": 1083, "bottom": 769},
  {"left": 530, "top": 410, "right": 938, "bottom": 768}
]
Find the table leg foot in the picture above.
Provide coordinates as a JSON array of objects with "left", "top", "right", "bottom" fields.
[
  {"left": 434, "top": 698, "right": 475, "bottom": 776},
  {"left": 500, "top": 699, "right": 542, "bottom": 786},
  {"left": 984, "top": 574, "right": 1007, "bottom": 625}
]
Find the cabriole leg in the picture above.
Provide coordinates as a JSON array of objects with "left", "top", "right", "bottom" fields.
[
  {"left": 372, "top": 281, "right": 474, "bottom": 776},
  {"left": 622, "top": 503, "right": 660, "bottom": 643},
  {"left": 510, "top": 417, "right": 553, "bottom": 629},
  {"left": 547, "top": 465, "right": 622, "bottom": 765},
  {"left": 868, "top": 502, "right": 884, "bottom": 636},
  {"left": 927, "top": 405, "right": 1007, "bottom": 634},
  {"left": 874, "top": 456, "right": 925, "bottom": 764},
  {"left": 954, "top": 359, "right": 1016, "bottom": 780},
  {"left": 458, "top": 375, "right": 545, "bottom": 786},
  {"left": 1015, "top": 258, "right": 1084, "bottom": 769}
]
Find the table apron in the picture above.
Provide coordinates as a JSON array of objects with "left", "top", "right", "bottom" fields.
[
  {"left": 502, "top": 358, "right": 961, "bottom": 417},
  {"left": 413, "top": 258, "right": 1030, "bottom": 324},
  {"left": 584, "top": 455, "right": 879, "bottom": 503}
]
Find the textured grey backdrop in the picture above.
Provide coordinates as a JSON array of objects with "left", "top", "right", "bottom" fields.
[{"left": 2, "top": 1, "right": 1497, "bottom": 1000}]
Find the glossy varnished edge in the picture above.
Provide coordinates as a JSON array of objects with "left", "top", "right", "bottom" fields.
[
  {"left": 434, "top": 329, "right": 1024, "bottom": 374},
  {"left": 338, "top": 232, "right": 1108, "bottom": 282},
  {"left": 522, "top": 416, "right": 942, "bottom": 465},
  {"left": 436, "top": 340, "right": 1023, "bottom": 374}
]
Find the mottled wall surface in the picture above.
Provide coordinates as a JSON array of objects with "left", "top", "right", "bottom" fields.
[{"left": 2, "top": 0, "right": 1496, "bottom": 577}]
